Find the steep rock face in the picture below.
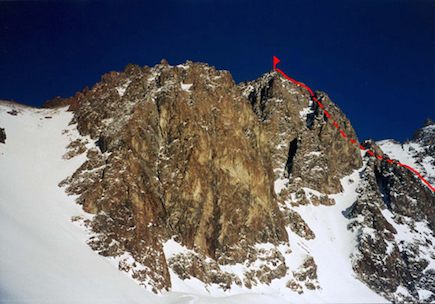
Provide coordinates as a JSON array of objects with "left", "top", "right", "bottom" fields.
[
  {"left": 239, "top": 73, "right": 362, "bottom": 194},
  {"left": 61, "top": 60, "right": 288, "bottom": 291},
  {"left": 348, "top": 139, "right": 435, "bottom": 303},
  {"left": 239, "top": 72, "right": 309, "bottom": 178}
]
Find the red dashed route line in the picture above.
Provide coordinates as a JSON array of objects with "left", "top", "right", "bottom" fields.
[{"left": 273, "top": 56, "right": 435, "bottom": 193}]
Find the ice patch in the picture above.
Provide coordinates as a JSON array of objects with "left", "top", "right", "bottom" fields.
[
  {"left": 275, "top": 177, "right": 289, "bottom": 195},
  {"left": 299, "top": 107, "right": 311, "bottom": 120},
  {"left": 181, "top": 82, "right": 193, "bottom": 92},
  {"left": 116, "top": 80, "right": 131, "bottom": 97}
]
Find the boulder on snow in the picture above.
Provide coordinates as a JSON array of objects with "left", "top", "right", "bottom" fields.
[{"left": 0, "top": 128, "right": 6, "bottom": 144}]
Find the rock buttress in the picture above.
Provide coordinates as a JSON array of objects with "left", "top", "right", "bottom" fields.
[
  {"left": 61, "top": 61, "right": 288, "bottom": 291},
  {"left": 240, "top": 72, "right": 363, "bottom": 194}
]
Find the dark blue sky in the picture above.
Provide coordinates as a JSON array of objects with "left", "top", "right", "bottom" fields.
[{"left": 1, "top": 0, "right": 434, "bottom": 142}]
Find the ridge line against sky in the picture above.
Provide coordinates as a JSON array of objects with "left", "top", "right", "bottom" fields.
[{"left": 1, "top": 0, "right": 434, "bottom": 142}]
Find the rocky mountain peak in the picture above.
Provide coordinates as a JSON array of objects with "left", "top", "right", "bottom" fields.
[
  {"left": 50, "top": 60, "right": 435, "bottom": 301},
  {"left": 412, "top": 117, "right": 435, "bottom": 146},
  {"left": 424, "top": 118, "right": 435, "bottom": 127}
]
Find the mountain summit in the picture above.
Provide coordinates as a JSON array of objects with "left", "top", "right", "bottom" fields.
[
  {"left": 424, "top": 118, "right": 435, "bottom": 127},
  {"left": 1, "top": 60, "right": 434, "bottom": 303}
]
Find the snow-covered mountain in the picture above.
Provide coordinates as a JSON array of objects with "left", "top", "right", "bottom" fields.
[{"left": 0, "top": 61, "right": 434, "bottom": 303}]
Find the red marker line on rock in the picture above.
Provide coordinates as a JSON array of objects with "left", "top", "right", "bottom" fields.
[{"left": 272, "top": 56, "right": 435, "bottom": 193}]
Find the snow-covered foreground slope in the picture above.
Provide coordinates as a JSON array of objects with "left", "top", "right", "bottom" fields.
[
  {"left": 0, "top": 103, "right": 387, "bottom": 303},
  {"left": 0, "top": 104, "right": 159, "bottom": 303}
]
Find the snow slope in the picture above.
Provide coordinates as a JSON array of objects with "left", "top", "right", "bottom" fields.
[
  {"left": 0, "top": 103, "right": 386, "bottom": 303},
  {"left": 0, "top": 104, "right": 161, "bottom": 303},
  {"left": 287, "top": 171, "right": 389, "bottom": 303}
]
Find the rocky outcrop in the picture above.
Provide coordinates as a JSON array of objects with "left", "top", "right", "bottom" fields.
[
  {"left": 0, "top": 128, "right": 5, "bottom": 144},
  {"left": 286, "top": 209, "right": 315, "bottom": 240},
  {"left": 378, "top": 118, "right": 435, "bottom": 190},
  {"left": 168, "top": 251, "right": 243, "bottom": 290},
  {"left": 292, "top": 256, "right": 320, "bottom": 291},
  {"left": 412, "top": 118, "right": 435, "bottom": 147},
  {"left": 411, "top": 119, "right": 435, "bottom": 187},
  {"left": 61, "top": 60, "right": 289, "bottom": 291},
  {"left": 423, "top": 118, "right": 435, "bottom": 127},
  {"left": 285, "top": 256, "right": 320, "bottom": 294},
  {"left": 42, "top": 96, "right": 75, "bottom": 109},
  {"left": 168, "top": 244, "right": 287, "bottom": 290}
]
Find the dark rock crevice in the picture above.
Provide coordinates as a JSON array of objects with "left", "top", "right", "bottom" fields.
[
  {"left": 285, "top": 138, "right": 298, "bottom": 177},
  {"left": 374, "top": 167, "right": 392, "bottom": 211},
  {"left": 306, "top": 113, "right": 315, "bottom": 130}
]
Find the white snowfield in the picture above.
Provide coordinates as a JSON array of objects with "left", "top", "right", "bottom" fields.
[{"left": 0, "top": 103, "right": 387, "bottom": 303}]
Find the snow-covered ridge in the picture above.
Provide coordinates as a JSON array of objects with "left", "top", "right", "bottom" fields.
[{"left": 377, "top": 138, "right": 435, "bottom": 186}]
